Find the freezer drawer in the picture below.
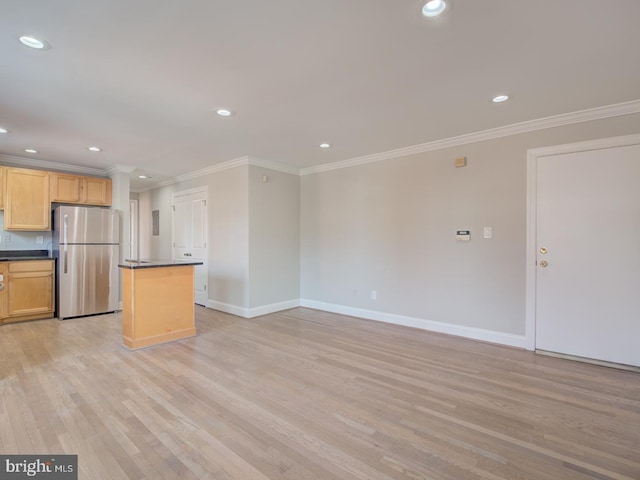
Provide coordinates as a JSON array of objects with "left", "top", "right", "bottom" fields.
[{"left": 54, "top": 206, "right": 119, "bottom": 245}]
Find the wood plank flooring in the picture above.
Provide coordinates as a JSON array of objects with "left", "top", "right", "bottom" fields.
[{"left": 1, "top": 307, "right": 639, "bottom": 479}]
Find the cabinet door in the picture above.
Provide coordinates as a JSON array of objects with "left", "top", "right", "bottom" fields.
[
  {"left": 5, "top": 168, "right": 51, "bottom": 230},
  {"left": 0, "top": 166, "right": 5, "bottom": 210},
  {"left": 7, "top": 261, "right": 54, "bottom": 319},
  {"left": 83, "top": 177, "right": 112, "bottom": 206},
  {"left": 51, "top": 173, "right": 82, "bottom": 203},
  {"left": 0, "top": 263, "right": 7, "bottom": 319}
]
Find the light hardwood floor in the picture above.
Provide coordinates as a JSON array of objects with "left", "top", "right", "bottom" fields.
[{"left": 1, "top": 307, "right": 639, "bottom": 479}]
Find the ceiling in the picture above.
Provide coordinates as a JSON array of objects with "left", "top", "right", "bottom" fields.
[{"left": 1, "top": 0, "right": 640, "bottom": 191}]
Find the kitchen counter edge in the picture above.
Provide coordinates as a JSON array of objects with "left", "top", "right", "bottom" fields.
[
  {"left": 118, "top": 259, "right": 204, "bottom": 269},
  {"left": 0, "top": 250, "right": 52, "bottom": 262}
]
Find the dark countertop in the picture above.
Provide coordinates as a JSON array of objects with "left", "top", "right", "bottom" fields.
[
  {"left": 118, "top": 259, "right": 204, "bottom": 269},
  {"left": 0, "top": 250, "right": 52, "bottom": 262}
]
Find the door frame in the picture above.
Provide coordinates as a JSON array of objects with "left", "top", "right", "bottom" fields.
[{"left": 525, "top": 133, "right": 640, "bottom": 351}]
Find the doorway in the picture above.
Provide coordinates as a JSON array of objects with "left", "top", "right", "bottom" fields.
[
  {"left": 172, "top": 187, "right": 208, "bottom": 306},
  {"left": 526, "top": 134, "right": 640, "bottom": 367}
]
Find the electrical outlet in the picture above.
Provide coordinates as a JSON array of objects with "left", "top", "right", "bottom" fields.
[
  {"left": 371, "top": 290, "right": 377, "bottom": 300},
  {"left": 3, "top": 233, "right": 11, "bottom": 243},
  {"left": 36, "top": 235, "right": 44, "bottom": 244}
]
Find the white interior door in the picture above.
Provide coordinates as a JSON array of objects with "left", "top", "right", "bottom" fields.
[
  {"left": 173, "top": 189, "right": 208, "bottom": 306},
  {"left": 535, "top": 143, "right": 640, "bottom": 367}
]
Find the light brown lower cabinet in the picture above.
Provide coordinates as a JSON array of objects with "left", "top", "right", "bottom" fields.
[
  {"left": 1, "top": 260, "right": 55, "bottom": 324},
  {"left": 0, "top": 263, "right": 7, "bottom": 319}
]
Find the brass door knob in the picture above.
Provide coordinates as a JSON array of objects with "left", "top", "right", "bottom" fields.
[{"left": 539, "top": 260, "right": 548, "bottom": 267}]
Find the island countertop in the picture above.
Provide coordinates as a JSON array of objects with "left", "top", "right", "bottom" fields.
[{"left": 119, "top": 259, "right": 203, "bottom": 269}]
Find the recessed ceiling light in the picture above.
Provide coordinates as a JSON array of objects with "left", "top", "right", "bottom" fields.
[
  {"left": 492, "top": 95, "right": 509, "bottom": 103},
  {"left": 422, "top": 0, "right": 447, "bottom": 17},
  {"left": 320, "top": 143, "right": 331, "bottom": 149},
  {"left": 0, "top": 128, "right": 8, "bottom": 134},
  {"left": 19, "top": 35, "right": 50, "bottom": 50},
  {"left": 138, "top": 175, "right": 152, "bottom": 179},
  {"left": 25, "top": 149, "right": 38, "bottom": 154},
  {"left": 216, "top": 109, "right": 233, "bottom": 117},
  {"left": 88, "top": 146, "right": 102, "bottom": 152}
]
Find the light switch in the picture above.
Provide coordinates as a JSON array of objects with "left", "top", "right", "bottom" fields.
[{"left": 483, "top": 227, "right": 492, "bottom": 239}]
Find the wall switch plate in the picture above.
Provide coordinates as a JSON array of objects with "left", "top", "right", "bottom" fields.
[
  {"left": 3, "top": 233, "right": 11, "bottom": 243},
  {"left": 36, "top": 235, "right": 44, "bottom": 244},
  {"left": 371, "top": 290, "right": 377, "bottom": 300},
  {"left": 483, "top": 227, "right": 492, "bottom": 239}
]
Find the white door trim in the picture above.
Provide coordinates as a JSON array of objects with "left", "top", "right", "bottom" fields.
[{"left": 525, "top": 133, "right": 640, "bottom": 351}]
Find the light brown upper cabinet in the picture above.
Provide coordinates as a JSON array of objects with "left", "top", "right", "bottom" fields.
[
  {"left": 50, "top": 173, "right": 112, "bottom": 206},
  {"left": 0, "top": 166, "right": 5, "bottom": 210},
  {"left": 4, "top": 168, "right": 51, "bottom": 230}
]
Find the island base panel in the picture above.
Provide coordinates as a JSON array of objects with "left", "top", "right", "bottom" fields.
[{"left": 122, "top": 265, "right": 197, "bottom": 349}]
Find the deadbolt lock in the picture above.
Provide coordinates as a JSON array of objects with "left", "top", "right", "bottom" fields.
[
  {"left": 539, "top": 260, "right": 548, "bottom": 268},
  {"left": 539, "top": 247, "right": 548, "bottom": 254}
]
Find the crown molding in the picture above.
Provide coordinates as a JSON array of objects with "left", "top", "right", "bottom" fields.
[
  {"left": 134, "top": 156, "right": 300, "bottom": 192},
  {"left": 0, "top": 153, "right": 106, "bottom": 176},
  {"left": 248, "top": 156, "right": 300, "bottom": 175},
  {"left": 105, "top": 164, "right": 136, "bottom": 175},
  {"left": 135, "top": 156, "right": 252, "bottom": 192},
  {"left": 175, "top": 156, "right": 250, "bottom": 182},
  {"left": 300, "top": 99, "right": 640, "bottom": 176}
]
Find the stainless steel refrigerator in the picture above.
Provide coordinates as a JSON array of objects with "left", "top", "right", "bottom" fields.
[{"left": 53, "top": 206, "right": 120, "bottom": 319}]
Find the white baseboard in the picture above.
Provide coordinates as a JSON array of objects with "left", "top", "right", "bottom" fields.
[
  {"left": 207, "top": 300, "right": 248, "bottom": 317},
  {"left": 246, "top": 299, "right": 300, "bottom": 318},
  {"left": 206, "top": 297, "right": 526, "bottom": 348},
  {"left": 207, "top": 299, "right": 300, "bottom": 318},
  {"left": 299, "top": 299, "right": 526, "bottom": 349}
]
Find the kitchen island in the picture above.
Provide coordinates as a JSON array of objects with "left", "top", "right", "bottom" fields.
[{"left": 119, "top": 259, "right": 203, "bottom": 350}]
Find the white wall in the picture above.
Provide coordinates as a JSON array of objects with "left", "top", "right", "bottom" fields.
[
  {"left": 249, "top": 167, "right": 300, "bottom": 309},
  {"left": 208, "top": 165, "right": 249, "bottom": 309},
  {"left": 300, "top": 113, "right": 640, "bottom": 342}
]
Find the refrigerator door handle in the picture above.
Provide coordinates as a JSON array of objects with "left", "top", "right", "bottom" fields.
[{"left": 63, "top": 214, "right": 69, "bottom": 273}]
